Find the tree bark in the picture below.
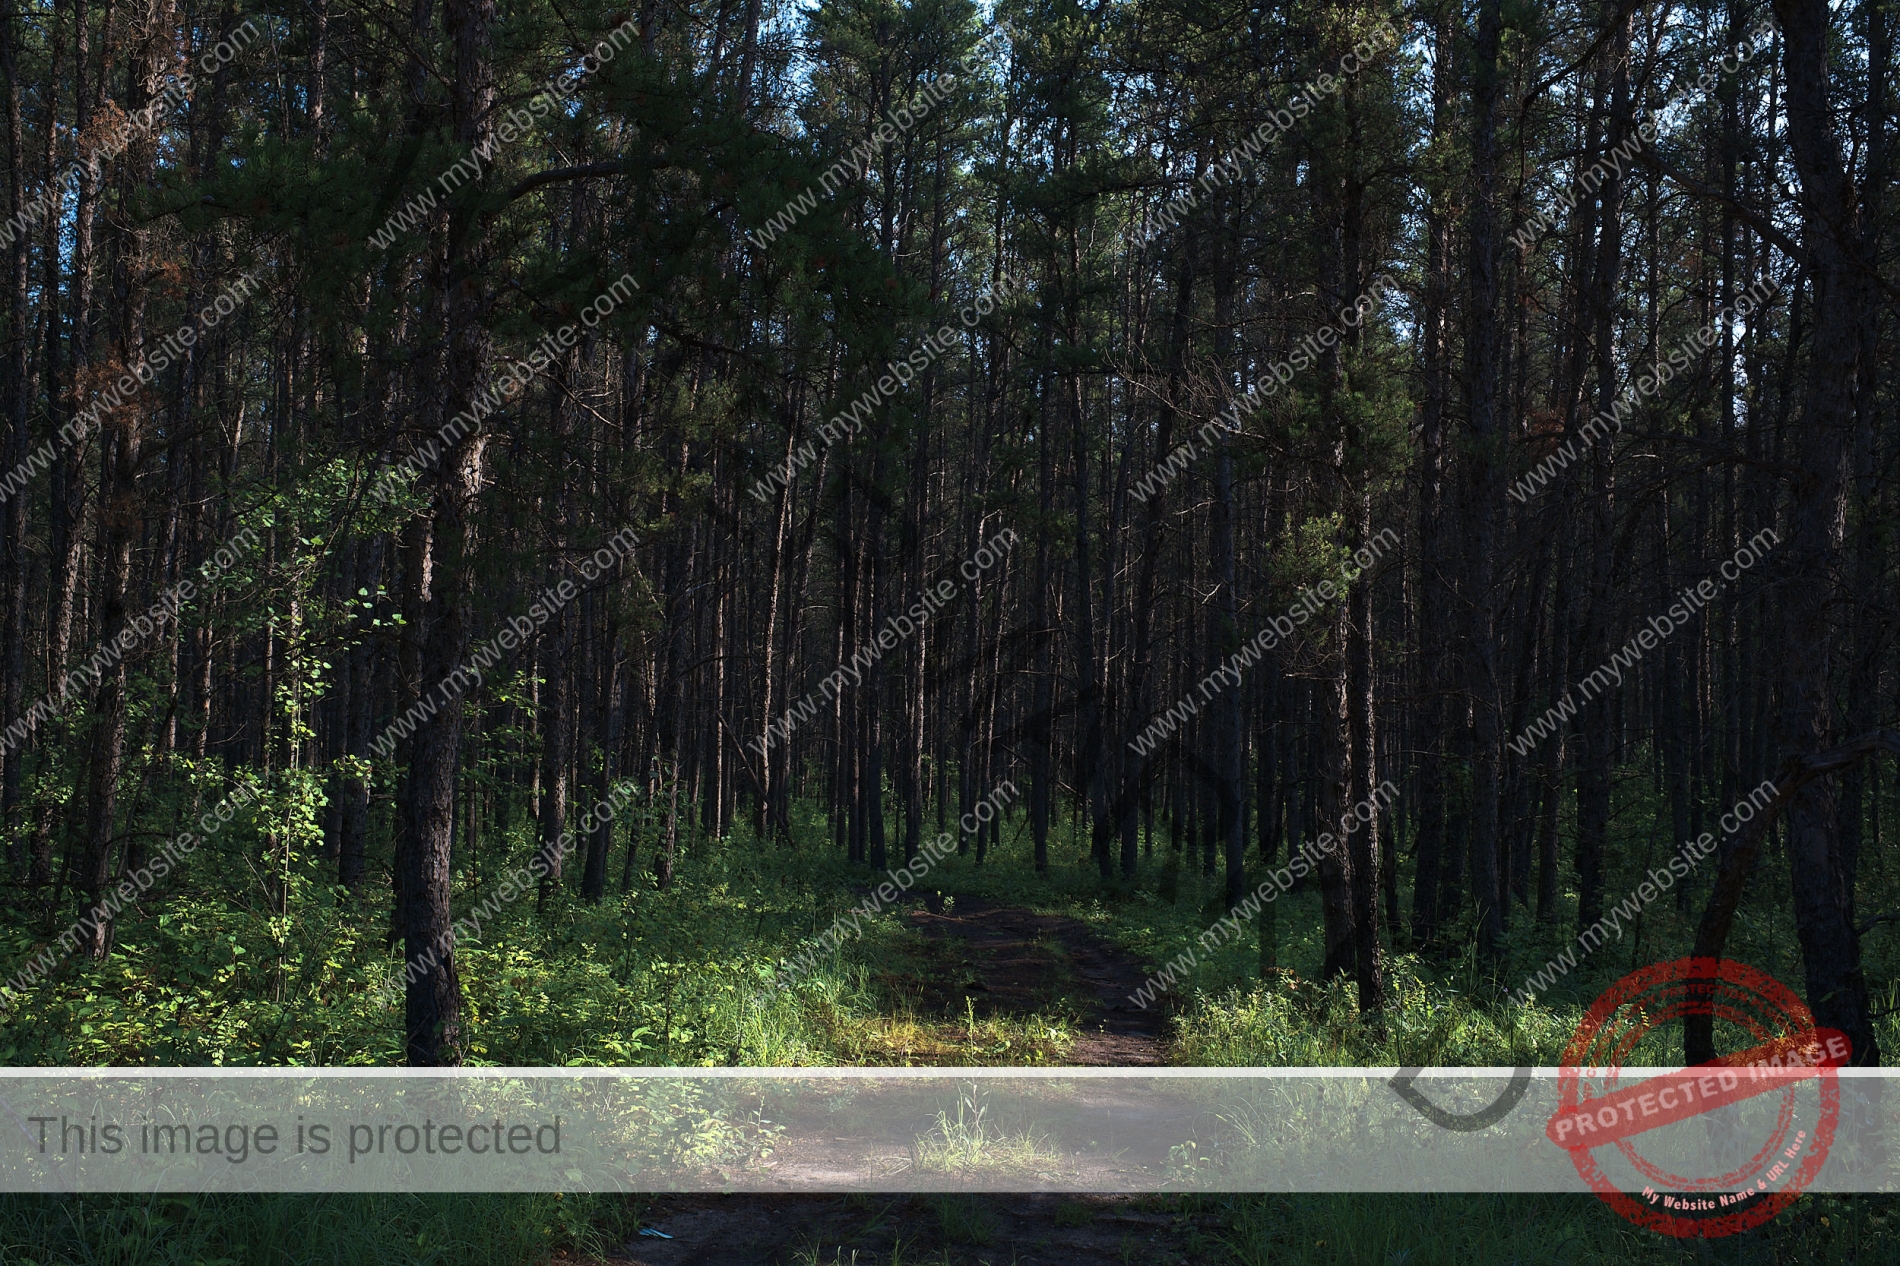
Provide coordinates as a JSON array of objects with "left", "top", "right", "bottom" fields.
[
  {"left": 1752, "top": 0, "right": 1885, "bottom": 1066},
  {"left": 396, "top": 0, "right": 497, "bottom": 1066},
  {"left": 1461, "top": 0, "right": 1507, "bottom": 958}
]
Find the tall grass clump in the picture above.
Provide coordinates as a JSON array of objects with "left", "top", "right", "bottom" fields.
[{"left": 1172, "top": 955, "right": 1574, "bottom": 1067}]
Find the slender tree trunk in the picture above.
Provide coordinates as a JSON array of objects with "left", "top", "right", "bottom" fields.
[
  {"left": 340, "top": 538, "right": 379, "bottom": 889},
  {"left": 1462, "top": 0, "right": 1507, "bottom": 958},
  {"left": 0, "top": 0, "right": 32, "bottom": 863},
  {"left": 396, "top": 0, "right": 495, "bottom": 1067}
]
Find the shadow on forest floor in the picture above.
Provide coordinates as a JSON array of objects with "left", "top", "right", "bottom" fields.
[
  {"left": 799, "top": 891, "right": 1175, "bottom": 1065},
  {"left": 902, "top": 895, "right": 1172, "bottom": 1066},
  {"left": 584, "top": 901, "right": 1190, "bottom": 1263},
  {"left": 587, "top": 1192, "right": 1208, "bottom": 1266}
]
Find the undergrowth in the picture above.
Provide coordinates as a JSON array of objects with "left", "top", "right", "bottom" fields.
[
  {"left": 0, "top": 1191, "right": 640, "bottom": 1266},
  {"left": 9, "top": 782, "right": 1900, "bottom": 1264}
]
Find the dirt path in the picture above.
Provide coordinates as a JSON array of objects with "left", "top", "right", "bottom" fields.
[
  {"left": 585, "top": 902, "right": 1192, "bottom": 1265},
  {"left": 596, "top": 1192, "right": 1209, "bottom": 1266},
  {"left": 903, "top": 895, "right": 1171, "bottom": 1065}
]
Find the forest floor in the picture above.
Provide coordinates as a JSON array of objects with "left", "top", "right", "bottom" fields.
[
  {"left": 10, "top": 838, "right": 1900, "bottom": 1264},
  {"left": 904, "top": 893, "right": 1171, "bottom": 1066},
  {"left": 595, "top": 1193, "right": 1212, "bottom": 1266},
  {"left": 594, "top": 897, "right": 1201, "bottom": 1264}
]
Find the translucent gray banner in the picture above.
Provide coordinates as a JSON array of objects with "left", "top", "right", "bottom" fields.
[{"left": 0, "top": 1068, "right": 1889, "bottom": 1193}]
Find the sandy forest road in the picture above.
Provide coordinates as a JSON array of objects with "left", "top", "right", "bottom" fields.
[
  {"left": 604, "top": 898, "right": 1206, "bottom": 1265},
  {"left": 903, "top": 894, "right": 1172, "bottom": 1066},
  {"left": 599, "top": 1193, "right": 1208, "bottom": 1266}
]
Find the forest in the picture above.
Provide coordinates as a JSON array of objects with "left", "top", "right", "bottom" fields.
[{"left": 1, "top": 0, "right": 1899, "bottom": 1259}]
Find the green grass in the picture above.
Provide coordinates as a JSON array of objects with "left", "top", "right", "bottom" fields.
[
  {"left": 0, "top": 1191, "right": 640, "bottom": 1266},
  {"left": 1166, "top": 955, "right": 1568, "bottom": 1067},
  {"left": 9, "top": 782, "right": 1900, "bottom": 1263},
  {"left": 0, "top": 802, "right": 1063, "bottom": 1069},
  {"left": 929, "top": 1195, "right": 996, "bottom": 1245},
  {"left": 908, "top": 1084, "right": 1066, "bottom": 1179},
  {"left": 15, "top": 774, "right": 1880, "bottom": 1073},
  {"left": 1211, "top": 1191, "right": 1894, "bottom": 1265}
]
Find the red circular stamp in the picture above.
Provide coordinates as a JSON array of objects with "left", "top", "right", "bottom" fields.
[{"left": 1546, "top": 956, "right": 1845, "bottom": 1237}]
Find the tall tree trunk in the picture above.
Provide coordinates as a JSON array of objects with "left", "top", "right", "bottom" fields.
[
  {"left": 79, "top": 0, "right": 174, "bottom": 956},
  {"left": 396, "top": 0, "right": 495, "bottom": 1066},
  {"left": 1761, "top": 0, "right": 1882, "bottom": 1065},
  {"left": 0, "top": 0, "right": 31, "bottom": 863},
  {"left": 1409, "top": 4, "right": 1454, "bottom": 946},
  {"left": 1461, "top": 0, "right": 1507, "bottom": 958},
  {"left": 1210, "top": 435, "right": 1244, "bottom": 911}
]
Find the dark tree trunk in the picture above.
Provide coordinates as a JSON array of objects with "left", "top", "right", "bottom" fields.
[
  {"left": 395, "top": 0, "right": 495, "bottom": 1067},
  {"left": 1759, "top": 0, "right": 1883, "bottom": 1066},
  {"left": 1461, "top": 0, "right": 1507, "bottom": 958}
]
